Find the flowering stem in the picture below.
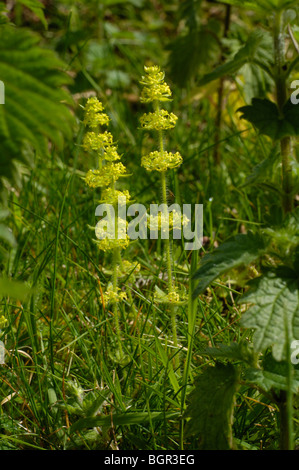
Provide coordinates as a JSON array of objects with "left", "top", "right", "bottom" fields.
[
  {"left": 112, "top": 247, "right": 123, "bottom": 359},
  {"left": 155, "top": 101, "right": 179, "bottom": 365}
]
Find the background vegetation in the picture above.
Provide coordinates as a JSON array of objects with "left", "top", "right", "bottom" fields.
[{"left": 0, "top": 0, "right": 298, "bottom": 450}]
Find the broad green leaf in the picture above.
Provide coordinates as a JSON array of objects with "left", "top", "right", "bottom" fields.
[
  {"left": 220, "top": 0, "right": 298, "bottom": 13},
  {"left": 242, "top": 147, "right": 280, "bottom": 187},
  {"left": 193, "top": 232, "right": 267, "bottom": 297},
  {"left": 0, "top": 224, "right": 16, "bottom": 248},
  {"left": 240, "top": 267, "right": 299, "bottom": 361},
  {"left": 0, "top": 25, "right": 75, "bottom": 190},
  {"left": 70, "top": 411, "right": 179, "bottom": 433},
  {"left": 17, "top": 0, "right": 47, "bottom": 29},
  {"left": 0, "top": 276, "right": 31, "bottom": 300},
  {"left": 198, "top": 30, "right": 272, "bottom": 87},
  {"left": 203, "top": 341, "right": 257, "bottom": 366},
  {"left": 238, "top": 98, "right": 299, "bottom": 140},
  {"left": 244, "top": 368, "right": 299, "bottom": 393},
  {"left": 184, "top": 363, "right": 239, "bottom": 450},
  {"left": 167, "top": 29, "right": 220, "bottom": 88}
]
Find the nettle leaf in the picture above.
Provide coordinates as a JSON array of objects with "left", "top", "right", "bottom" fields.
[
  {"left": 244, "top": 368, "right": 299, "bottom": 392},
  {"left": 167, "top": 29, "right": 220, "bottom": 88},
  {"left": 244, "top": 351, "right": 299, "bottom": 393},
  {"left": 184, "top": 363, "right": 239, "bottom": 450},
  {"left": 240, "top": 267, "right": 299, "bottom": 361},
  {"left": 242, "top": 146, "right": 280, "bottom": 187},
  {"left": 16, "top": 0, "right": 47, "bottom": 29},
  {"left": 193, "top": 232, "right": 267, "bottom": 297},
  {"left": 0, "top": 25, "right": 75, "bottom": 189},
  {"left": 238, "top": 98, "right": 299, "bottom": 140},
  {"left": 220, "top": 0, "right": 298, "bottom": 13},
  {"left": 203, "top": 341, "right": 257, "bottom": 366},
  {"left": 198, "top": 30, "right": 272, "bottom": 87}
]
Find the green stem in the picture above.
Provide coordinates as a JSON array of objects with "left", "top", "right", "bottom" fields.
[
  {"left": 155, "top": 102, "right": 179, "bottom": 365},
  {"left": 274, "top": 11, "right": 293, "bottom": 214},
  {"left": 112, "top": 247, "right": 123, "bottom": 359}
]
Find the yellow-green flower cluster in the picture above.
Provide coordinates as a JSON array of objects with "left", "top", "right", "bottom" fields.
[
  {"left": 141, "top": 151, "right": 182, "bottom": 172},
  {"left": 148, "top": 210, "right": 189, "bottom": 234},
  {"left": 0, "top": 315, "right": 7, "bottom": 329},
  {"left": 103, "top": 284, "right": 127, "bottom": 305},
  {"left": 83, "top": 97, "right": 110, "bottom": 128},
  {"left": 83, "top": 98, "right": 128, "bottom": 190},
  {"left": 139, "top": 109, "right": 177, "bottom": 131},
  {"left": 83, "top": 97, "right": 131, "bottom": 254},
  {"left": 140, "top": 66, "right": 172, "bottom": 103},
  {"left": 139, "top": 66, "right": 182, "bottom": 173}
]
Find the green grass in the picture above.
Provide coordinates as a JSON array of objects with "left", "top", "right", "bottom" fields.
[{"left": 0, "top": 0, "right": 297, "bottom": 451}]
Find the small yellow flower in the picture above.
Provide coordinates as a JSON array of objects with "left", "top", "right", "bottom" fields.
[
  {"left": 0, "top": 315, "right": 7, "bottom": 329},
  {"left": 85, "top": 162, "right": 127, "bottom": 188},
  {"left": 141, "top": 150, "right": 182, "bottom": 172},
  {"left": 139, "top": 109, "right": 178, "bottom": 131},
  {"left": 148, "top": 210, "right": 189, "bottom": 234},
  {"left": 84, "top": 97, "right": 110, "bottom": 128},
  {"left": 140, "top": 65, "right": 172, "bottom": 103},
  {"left": 103, "top": 146, "right": 121, "bottom": 162},
  {"left": 101, "top": 188, "right": 131, "bottom": 205},
  {"left": 82, "top": 131, "right": 114, "bottom": 152},
  {"left": 103, "top": 284, "right": 127, "bottom": 305},
  {"left": 117, "top": 260, "right": 140, "bottom": 279},
  {"left": 167, "top": 291, "right": 180, "bottom": 303}
]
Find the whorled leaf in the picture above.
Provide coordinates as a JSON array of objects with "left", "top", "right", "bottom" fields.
[{"left": 184, "top": 363, "right": 239, "bottom": 450}]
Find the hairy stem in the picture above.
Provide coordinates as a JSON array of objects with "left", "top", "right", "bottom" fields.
[
  {"left": 155, "top": 101, "right": 179, "bottom": 364},
  {"left": 274, "top": 11, "right": 293, "bottom": 214}
]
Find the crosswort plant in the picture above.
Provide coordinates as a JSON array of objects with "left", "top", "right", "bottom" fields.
[{"left": 82, "top": 97, "right": 139, "bottom": 360}]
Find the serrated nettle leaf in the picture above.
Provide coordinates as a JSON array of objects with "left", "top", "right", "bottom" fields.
[
  {"left": 16, "top": 0, "right": 47, "bottom": 29},
  {"left": 240, "top": 267, "right": 299, "bottom": 361},
  {"left": 220, "top": 0, "right": 299, "bottom": 13},
  {"left": 203, "top": 341, "right": 257, "bottom": 366},
  {"left": 167, "top": 29, "right": 220, "bottom": 88},
  {"left": 198, "top": 30, "right": 273, "bottom": 87},
  {"left": 238, "top": 98, "right": 299, "bottom": 140},
  {"left": 184, "top": 363, "right": 239, "bottom": 450},
  {"left": 193, "top": 232, "right": 267, "bottom": 296},
  {"left": 244, "top": 368, "right": 299, "bottom": 393},
  {"left": 0, "top": 25, "right": 75, "bottom": 189},
  {"left": 242, "top": 147, "right": 280, "bottom": 188}
]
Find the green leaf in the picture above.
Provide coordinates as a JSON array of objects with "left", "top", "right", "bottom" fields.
[
  {"left": 0, "top": 25, "right": 75, "bottom": 190},
  {"left": 198, "top": 30, "right": 272, "bottom": 87},
  {"left": 242, "top": 147, "right": 280, "bottom": 187},
  {"left": 193, "top": 232, "right": 267, "bottom": 297},
  {"left": 244, "top": 367, "right": 299, "bottom": 393},
  {"left": 0, "top": 276, "right": 31, "bottom": 300},
  {"left": 240, "top": 267, "right": 299, "bottom": 361},
  {"left": 167, "top": 29, "right": 220, "bottom": 88},
  {"left": 184, "top": 363, "right": 239, "bottom": 450},
  {"left": 17, "top": 0, "right": 47, "bottom": 29},
  {"left": 220, "top": 0, "right": 298, "bottom": 13},
  {"left": 70, "top": 411, "right": 179, "bottom": 433},
  {"left": 0, "top": 224, "right": 17, "bottom": 248},
  {"left": 238, "top": 98, "right": 299, "bottom": 140},
  {"left": 203, "top": 341, "right": 257, "bottom": 366}
]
